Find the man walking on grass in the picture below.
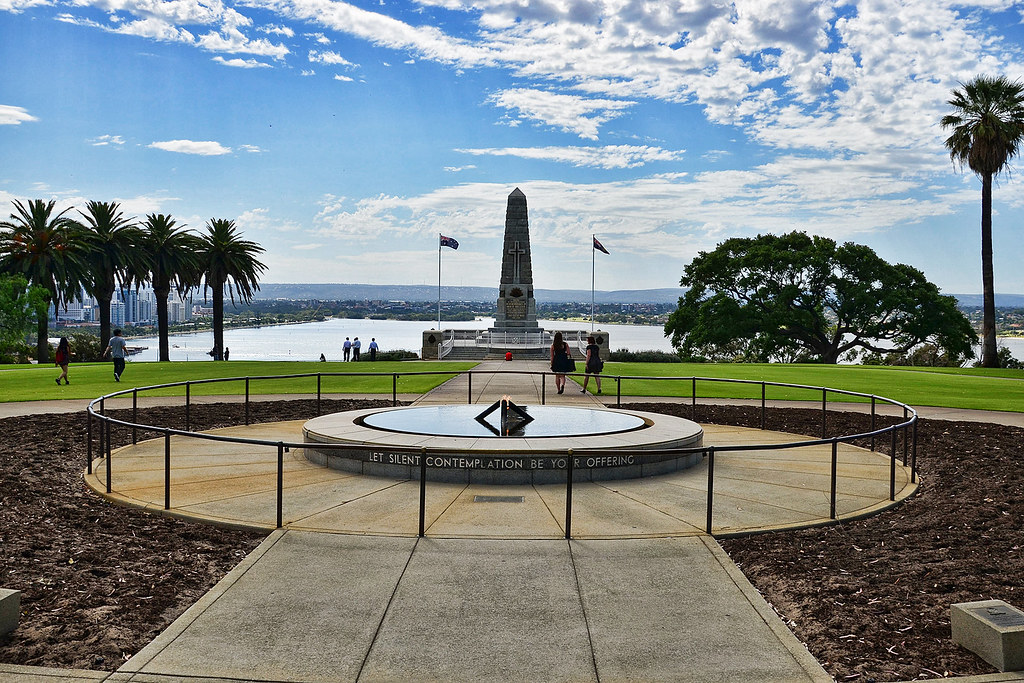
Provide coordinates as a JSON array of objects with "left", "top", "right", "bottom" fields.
[{"left": 104, "top": 329, "right": 127, "bottom": 382}]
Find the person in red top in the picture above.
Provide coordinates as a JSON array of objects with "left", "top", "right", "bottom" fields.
[{"left": 54, "top": 337, "right": 70, "bottom": 385}]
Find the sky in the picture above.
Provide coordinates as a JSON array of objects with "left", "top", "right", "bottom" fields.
[{"left": 3, "top": 0, "right": 1024, "bottom": 296}]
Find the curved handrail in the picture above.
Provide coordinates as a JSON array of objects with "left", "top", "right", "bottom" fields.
[{"left": 85, "top": 369, "right": 919, "bottom": 537}]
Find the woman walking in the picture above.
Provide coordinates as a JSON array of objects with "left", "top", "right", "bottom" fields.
[
  {"left": 54, "top": 337, "right": 70, "bottom": 385},
  {"left": 549, "top": 331, "right": 573, "bottom": 394},
  {"left": 581, "top": 335, "right": 603, "bottom": 394}
]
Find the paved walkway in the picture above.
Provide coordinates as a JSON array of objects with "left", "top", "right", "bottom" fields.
[{"left": 2, "top": 361, "right": 1021, "bottom": 682}]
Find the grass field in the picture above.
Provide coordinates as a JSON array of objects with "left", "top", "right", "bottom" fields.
[
  {"left": 0, "top": 360, "right": 476, "bottom": 402},
  {"left": 2, "top": 359, "right": 1023, "bottom": 412}
]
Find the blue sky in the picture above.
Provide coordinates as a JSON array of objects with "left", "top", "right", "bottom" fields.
[{"left": 3, "top": 0, "right": 1024, "bottom": 295}]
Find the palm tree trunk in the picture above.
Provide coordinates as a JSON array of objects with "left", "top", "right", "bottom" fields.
[
  {"left": 980, "top": 172, "right": 999, "bottom": 367},
  {"left": 155, "top": 286, "right": 170, "bottom": 362},
  {"left": 212, "top": 280, "right": 224, "bottom": 361},
  {"left": 36, "top": 314, "right": 49, "bottom": 363}
]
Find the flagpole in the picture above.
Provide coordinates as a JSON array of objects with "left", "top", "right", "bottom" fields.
[
  {"left": 437, "top": 233, "right": 442, "bottom": 330},
  {"left": 591, "top": 233, "right": 596, "bottom": 332}
]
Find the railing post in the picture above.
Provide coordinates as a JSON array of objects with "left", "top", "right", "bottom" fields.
[
  {"left": 705, "top": 446, "right": 715, "bottom": 534},
  {"left": 616, "top": 376, "right": 621, "bottom": 408},
  {"left": 902, "top": 407, "right": 909, "bottom": 466},
  {"left": 276, "top": 443, "right": 284, "bottom": 529},
  {"left": 870, "top": 397, "right": 876, "bottom": 451},
  {"left": 393, "top": 374, "right": 398, "bottom": 407},
  {"left": 245, "top": 377, "right": 250, "bottom": 426},
  {"left": 691, "top": 377, "right": 697, "bottom": 419},
  {"left": 468, "top": 372, "right": 473, "bottom": 404},
  {"left": 164, "top": 432, "right": 172, "bottom": 510},
  {"left": 418, "top": 447, "right": 427, "bottom": 537},
  {"left": 912, "top": 419, "right": 918, "bottom": 483},
  {"left": 565, "top": 449, "right": 574, "bottom": 540},
  {"left": 821, "top": 388, "right": 827, "bottom": 439},
  {"left": 132, "top": 389, "right": 138, "bottom": 445},
  {"left": 105, "top": 418, "right": 112, "bottom": 494},
  {"left": 761, "top": 382, "right": 766, "bottom": 430},
  {"left": 317, "top": 374, "right": 322, "bottom": 416},
  {"left": 890, "top": 429, "right": 897, "bottom": 501},
  {"left": 541, "top": 373, "right": 546, "bottom": 405},
  {"left": 830, "top": 439, "right": 838, "bottom": 519},
  {"left": 185, "top": 381, "right": 191, "bottom": 432},
  {"left": 87, "top": 409, "right": 93, "bottom": 475}
]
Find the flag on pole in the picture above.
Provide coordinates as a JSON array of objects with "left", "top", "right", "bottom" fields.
[
  {"left": 440, "top": 235, "right": 459, "bottom": 250},
  {"left": 593, "top": 236, "right": 609, "bottom": 254}
]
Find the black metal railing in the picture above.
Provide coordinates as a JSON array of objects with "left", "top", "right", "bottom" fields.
[{"left": 86, "top": 370, "right": 918, "bottom": 538}]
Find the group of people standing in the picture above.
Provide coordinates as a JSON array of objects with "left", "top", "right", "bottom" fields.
[
  {"left": 550, "top": 332, "right": 603, "bottom": 394},
  {"left": 341, "top": 337, "right": 378, "bottom": 362}
]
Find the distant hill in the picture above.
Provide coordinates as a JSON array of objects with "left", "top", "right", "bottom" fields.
[
  {"left": 254, "top": 284, "right": 1024, "bottom": 308},
  {"left": 951, "top": 293, "right": 1024, "bottom": 308},
  {"left": 256, "top": 283, "right": 682, "bottom": 304}
]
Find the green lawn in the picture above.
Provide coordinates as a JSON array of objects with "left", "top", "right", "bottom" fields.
[
  {"left": 0, "top": 360, "right": 476, "bottom": 402},
  {"left": 2, "top": 359, "right": 1023, "bottom": 412},
  {"left": 601, "top": 362, "right": 1024, "bottom": 412}
]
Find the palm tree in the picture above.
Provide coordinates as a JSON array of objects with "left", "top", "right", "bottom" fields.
[
  {"left": 79, "top": 201, "right": 144, "bottom": 350},
  {"left": 198, "top": 219, "right": 266, "bottom": 360},
  {"left": 941, "top": 75, "right": 1024, "bottom": 367},
  {"left": 0, "top": 199, "right": 89, "bottom": 362},
  {"left": 142, "top": 214, "right": 201, "bottom": 361}
]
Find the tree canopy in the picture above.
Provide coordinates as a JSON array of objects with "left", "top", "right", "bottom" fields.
[
  {"left": 0, "top": 275, "right": 48, "bottom": 363},
  {"left": 664, "top": 232, "right": 976, "bottom": 364}
]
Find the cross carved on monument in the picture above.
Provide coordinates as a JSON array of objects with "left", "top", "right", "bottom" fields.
[{"left": 508, "top": 241, "right": 526, "bottom": 280}]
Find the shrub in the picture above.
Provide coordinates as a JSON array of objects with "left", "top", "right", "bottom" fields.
[
  {"left": 65, "top": 331, "right": 105, "bottom": 363},
  {"left": 375, "top": 349, "right": 419, "bottom": 361},
  {"left": 608, "top": 349, "right": 685, "bottom": 363}
]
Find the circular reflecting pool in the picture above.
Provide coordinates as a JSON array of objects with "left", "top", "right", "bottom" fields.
[{"left": 359, "top": 404, "right": 647, "bottom": 438}]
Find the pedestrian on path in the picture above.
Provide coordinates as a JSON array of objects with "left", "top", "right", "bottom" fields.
[
  {"left": 369, "top": 338, "right": 378, "bottom": 361},
  {"left": 104, "top": 328, "right": 127, "bottom": 382},
  {"left": 353, "top": 337, "right": 361, "bottom": 361},
  {"left": 581, "top": 335, "right": 603, "bottom": 394},
  {"left": 343, "top": 337, "right": 351, "bottom": 361},
  {"left": 54, "top": 337, "right": 70, "bottom": 385},
  {"left": 550, "top": 331, "right": 573, "bottom": 394}
]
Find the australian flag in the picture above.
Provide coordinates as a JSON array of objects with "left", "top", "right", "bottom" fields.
[
  {"left": 593, "top": 236, "right": 609, "bottom": 254},
  {"left": 440, "top": 234, "right": 459, "bottom": 250}
]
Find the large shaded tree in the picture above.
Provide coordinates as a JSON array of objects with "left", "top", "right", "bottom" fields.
[
  {"left": 0, "top": 199, "right": 89, "bottom": 362},
  {"left": 142, "top": 214, "right": 201, "bottom": 361},
  {"left": 941, "top": 75, "right": 1024, "bottom": 368},
  {"left": 0, "top": 275, "right": 49, "bottom": 363},
  {"left": 665, "top": 232, "right": 976, "bottom": 364},
  {"left": 79, "top": 201, "right": 145, "bottom": 349},
  {"left": 198, "top": 219, "right": 266, "bottom": 360}
]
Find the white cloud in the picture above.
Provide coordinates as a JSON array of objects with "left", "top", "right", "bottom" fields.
[
  {"left": 148, "top": 139, "right": 232, "bottom": 155},
  {"left": 308, "top": 49, "right": 355, "bottom": 66},
  {"left": 238, "top": 144, "right": 263, "bottom": 153},
  {"left": 488, "top": 89, "right": 635, "bottom": 140},
  {"left": 0, "top": 105, "right": 38, "bottom": 125},
  {"left": 259, "top": 23, "right": 293, "bottom": 37},
  {"left": 0, "top": 0, "right": 49, "bottom": 12},
  {"left": 90, "top": 134, "right": 125, "bottom": 145},
  {"left": 456, "top": 145, "right": 684, "bottom": 169},
  {"left": 333, "top": 74, "right": 354, "bottom": 82},
  {"left": 213, "top": 55, "right": 273, "bottom": 68}
]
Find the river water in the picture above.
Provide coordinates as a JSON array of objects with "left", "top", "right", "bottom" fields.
[
  {"left": 124, "top": 318, "right": 674, "bottom": 362},
  {"left": 124, "top": 317, "right": 1024, "bottom": 364}
]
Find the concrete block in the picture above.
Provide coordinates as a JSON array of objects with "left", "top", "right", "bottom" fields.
[
  {"left": 952, "top": 600, "right": 1024, "bottom": 671},
  {"left": 0, "top": 588, "right": 21, "bottom": 636}
]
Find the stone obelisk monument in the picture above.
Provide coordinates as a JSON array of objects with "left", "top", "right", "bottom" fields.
[{"left": 492, "top": 188, "right": 540, "bottom": 332}]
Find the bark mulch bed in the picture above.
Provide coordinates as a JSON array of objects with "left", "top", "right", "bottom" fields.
[{"left": 0, "top": 399, "right": 1020, "bottom": 681}]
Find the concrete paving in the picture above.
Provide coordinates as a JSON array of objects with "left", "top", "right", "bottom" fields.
[{"left": 2, "top": 360, "right": 1021, "bottom": 682}]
